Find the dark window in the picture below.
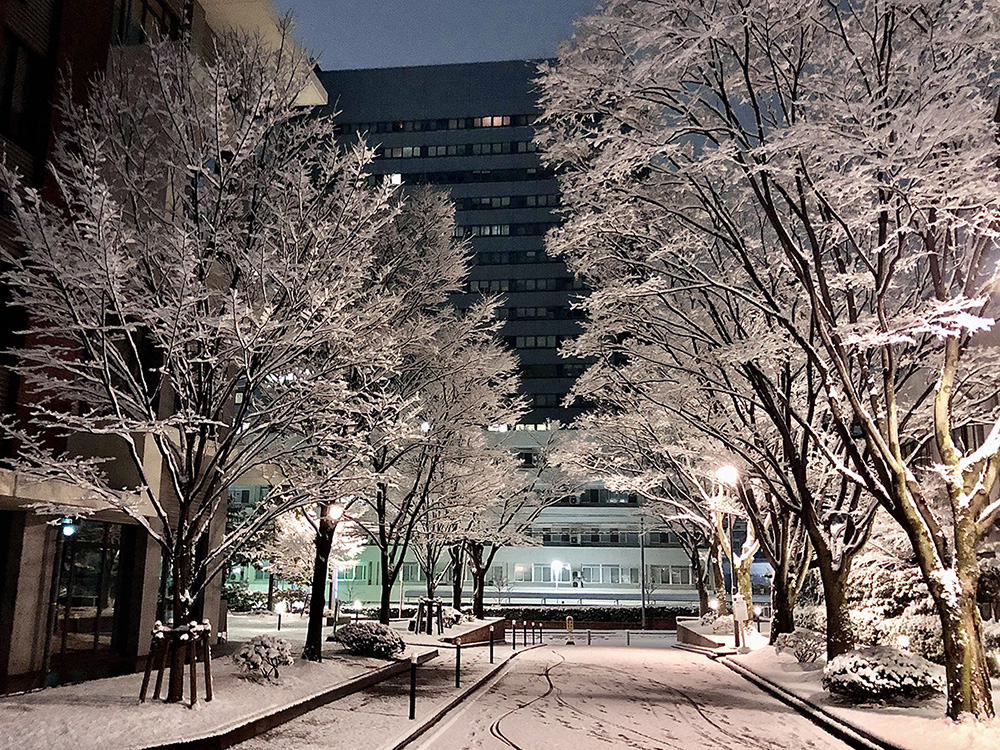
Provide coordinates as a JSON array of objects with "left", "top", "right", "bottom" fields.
[
  {"left": 112, "top": 0, "right": 180, "bottom": 45},
  {"left": 0, "top": 30, "right": 46, "bottom": 153}
]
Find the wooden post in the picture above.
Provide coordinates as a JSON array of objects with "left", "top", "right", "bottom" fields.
[
  {"left": 153, "top": 636, "right": 170, "bottom": 700},
  {"left": 187, "top": 636, "right": 198, "bottom": 708},
  {"left": 139, "top": 637, "right": 159, "bottom": 703},
  {"left": 202, "top": 622, "right": 214, "bottom": 702}
]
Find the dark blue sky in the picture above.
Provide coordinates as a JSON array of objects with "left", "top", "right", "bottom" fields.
[{"left": 273, "top": 0, "right": 598, "bottom": 71}]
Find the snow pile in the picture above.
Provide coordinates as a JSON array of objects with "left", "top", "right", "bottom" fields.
[
  {"left": 774, "top": 629, "right": 825, "bottom": 663},
  {"left": 233, "top": 635, "right": 295, "bottom": 682},
  {"left": 335, "top": 622, "right": 405, "bottom": 659},
  {"left": 822, "top": 645, "right": 943, "bottom": 703}
]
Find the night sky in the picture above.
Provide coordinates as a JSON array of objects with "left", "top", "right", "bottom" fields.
[{"left": 272, "top": 0, "right": 599, "bottom": 71}]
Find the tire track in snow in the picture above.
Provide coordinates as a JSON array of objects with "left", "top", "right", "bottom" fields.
[{"left": 488, "top": 653, "right": 565, "bottom": 749}]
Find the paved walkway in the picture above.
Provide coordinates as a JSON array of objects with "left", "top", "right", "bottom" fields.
[{"left": 231, "top": 636, "right": 852, "bottom": 750}]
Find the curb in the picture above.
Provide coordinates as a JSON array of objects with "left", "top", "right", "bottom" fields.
[
  {"left": 141, "top": 649, "right": 440, "bottom": 750},
  {"left": 381, "top": 642, "right": 549, "bottom": 750},
  {"left": 717, "top": 657, "right": 902, "bottom": 750},
  {"left": 673, "top": 642, "right": 737, "bottom": 657}
]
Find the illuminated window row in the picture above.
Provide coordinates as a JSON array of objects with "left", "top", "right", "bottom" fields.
[
  {"left": 342, "top": 114, "right": 536, "bottom": 135},
  {"left": 378, "top": 140, "right": 538, "bottom": 159},
  {"left": 458, "top": 194, "right": 559, "bottom": 211},
  {"left": 453, "top": 222, "right": 557, "bottom": 239},
  {"left": 522, "top": 363, "right": 588, "bottom": 379},
  {"left": 496, "top": 306, "right": 584, "bottom": 320},
  {"left": 531, "top": 393, "right": 562, "bottom": 407},
  {"left": 508, "top": 335, "right": 564, "bottom": 349},
  {"left": 478, "top": 250, "right": 556, "bottom": 265},
  {"left": 468, "top": 277, "right": 585, "bottom": 293},
  {"left": 369, "top": 167, "right": 553, "bottom": 186}
]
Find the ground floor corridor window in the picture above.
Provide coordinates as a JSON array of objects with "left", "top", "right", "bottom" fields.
[{"left": 50, "top": 520, "right": 122, "bottom": 655}]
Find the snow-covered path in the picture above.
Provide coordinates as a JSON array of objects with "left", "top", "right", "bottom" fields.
[{"left": 412, "top": 646, "right": 852, "bottom": 750}]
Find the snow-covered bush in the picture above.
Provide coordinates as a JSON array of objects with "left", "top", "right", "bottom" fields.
[
  {"left": 822, "top": 646, "right": 943, "bottom": 703},
  {"left": 233, "top": 635, "right": 294, "bottom": 682},
  {"left": 774, "top": 629, "right": 825, "bottom": 663},
  {"left": 711, "top": 614, "right": 734, "bottom": 633},
  {"left": 700, "top": 612, "right": 717, "bottom": 627},
  {"left": 335, "top": 623, "right": 405, "bottom": 659},
  {"left": 792, "top": 604, "right": 827, "bottom": 635}
]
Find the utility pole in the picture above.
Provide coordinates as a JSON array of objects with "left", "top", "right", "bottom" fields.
[{"left": 639, "top": 516, "right": 647, "bottom": 630}]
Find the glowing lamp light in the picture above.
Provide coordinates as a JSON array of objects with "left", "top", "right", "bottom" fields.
[
  {"left": 715, "top": 465, "right": 740, "bottom": 486},
  {"left": 327, "top": 504, "right": 345, "bottom": 521},
  {"left": 274, "top": 601, "right": 288, "bottom": 615},
  {"left": 897, "top": 634, "right": 911, "bottom": 651},
  {"left": 753, "top": 605, "right": 762, "bottom": 617},
  {"left": 58, "top": 517, "right": 78, "bottom": 537},
  {"left": 420, "top": 421, "right": 431, "bottom": 433},
  {"left": 709, "top": 598, "right": 720, "bottom": 612},
  {"left": 353, "top": 599, "right": 363, "bottom": 611}
]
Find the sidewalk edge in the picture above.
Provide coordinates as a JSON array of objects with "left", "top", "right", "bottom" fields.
[
  {"left": 717, "top": 657, "right": 903, "bottom": 750},
  {"left": 141, "top": 649, "right": 440, "bottom": 750}
]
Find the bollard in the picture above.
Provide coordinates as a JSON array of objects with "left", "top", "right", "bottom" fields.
[
  {"left": 587, "top": 629, "right": 591, "bottom": 646},
  {"left": 531, "top": 623, "right": 536, "bottom": 645},
  {"left": 626, "top": 629, "right": 630, "bottom": 646},
  {"left": 489, "top": 626, "right": 495, "bottom": 663},
  {"left": 455, "top": 639, "right": 462, "bottom": 688},
  {"left": 538, "top": 622, "right": 543, "bottom": 644},
  {"left": 512, "top": 620, "right": 517, "bottom": 650},
  {"left": 523, "top": 621, "right": 528, "bottom": 648},
  {"left": 409, "top": 654, "right": 417, "bottom": 720},
  {"left": 277, "top": 613, "right": 282, "bottom": 631}
]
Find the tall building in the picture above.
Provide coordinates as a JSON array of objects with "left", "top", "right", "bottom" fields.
[
  {"left": 300, "top": 61, "right": 701, "bottom": 609},
  {"left": 322, "top": 60, "right": 586, "bottom": 428},
  {"left": 0, "top": 0, "right": 324, "bottom": 693}
]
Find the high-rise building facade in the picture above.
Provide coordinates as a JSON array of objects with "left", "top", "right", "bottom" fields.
[{"left": 321, "top": 61, "right": 587, "bottom": 428}]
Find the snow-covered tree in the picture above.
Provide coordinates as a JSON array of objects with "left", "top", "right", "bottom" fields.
[
  {"left": 539, "top": 0, "right": 1000, "bottom": 718},
  {"left": 0, "top": 30, "right": 432, "bottom": 701},
  {"left": 350, "top": 296, "right": 525, "bottom": 623}
]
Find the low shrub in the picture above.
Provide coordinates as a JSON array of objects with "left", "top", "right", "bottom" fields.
[
  {"left": 774, "top": 629, "right": 825, "bottom": 663},
  {"left": 335, "top": 622, "right": 405, "bottom": 659},
  {"left": 222, "top": 582, "right": 268, "bottom": 613},
  {"left": 232, "top": 635, "right": 294, "bottom": 682},
  {"left": 822, "top": 645, "right": 943, "bottom": 703},
  {"left": 482, "top": 605, "right": 698, "bottom": 624}
]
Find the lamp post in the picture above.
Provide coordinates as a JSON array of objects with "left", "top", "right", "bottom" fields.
[{"left": 551, "top": 560, "right": 568, "bottom": 593}]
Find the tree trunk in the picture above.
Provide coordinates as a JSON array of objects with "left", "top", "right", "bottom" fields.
[
  {"left": 935, "top": 585, "right": 994, "bottom": 719},
  {"left": 472, "top": 568, "right": 487, "bottom": 618},
  {"left": 736, "top": 553, "right": 753, "bottom": 606},
  {"left": 693, "top": 555, "right": 710, "bottom": 616},
  {"left": 166, "top": 548, "right": 191, "bottom": 703},
  {"left": 709, "top": 537, "right": 729, "bottom": 615},
  {"left": 426, "top": 578, "right": 436, "bottom": 599},
  {"left": 450, "top": 545, "right": 464, "bottom": 609},
  {"left": 769, "top": 571, "right": 795, "bottom": 643},
  {"left": 378, "top": 552, "right": 395, "bottom": 625},
  {"left": 303, "top": 510, "right": 336, "bottom": 662},
  {"left": 818, "top": 559, "right": 854, "bottom": 660},
  {"left": 266, "top": 569, "right": 276, "bottom": 612}
]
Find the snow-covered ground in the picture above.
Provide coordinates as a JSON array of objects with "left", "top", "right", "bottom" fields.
[
  {"left": 412, "top": 643, "right": 852, "bottom": 750},
  {"left": 0, "top": 637, "right": 433, "bottom": 750},
  {"left": 235, "top": 637, "right": 852, "bottom": 750},
  {"left": 232, "top": 635, "right": 504, "bottom": 750},
  {"left": 730, "top": 646, "right": 1000, "bottom": 750}
]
